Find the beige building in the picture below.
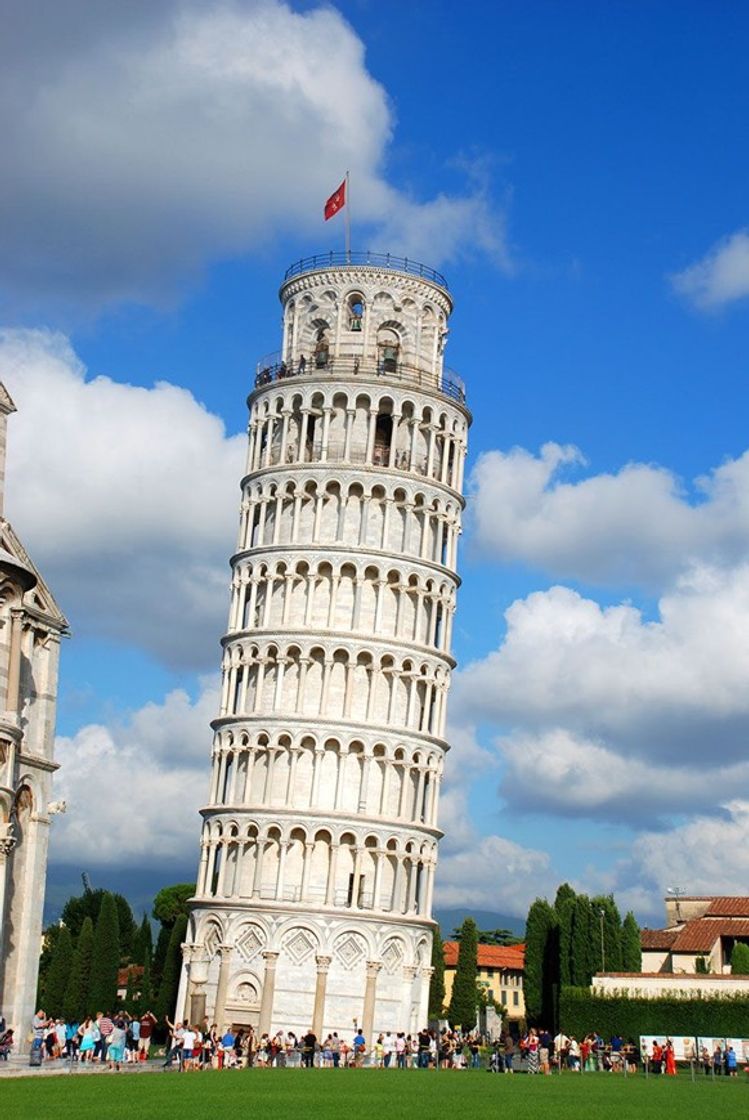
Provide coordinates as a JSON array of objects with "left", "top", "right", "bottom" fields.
[
  {"left": 179, "top": 253, "right": 470, "bottom": 1039},
  {"left": 0, "top": 384, "right": 67, "bottom": 1037},
  {"left": 443, "top": 941, "right": 525, "bottom": 1021},
  {"left": 592, "top": 895, "right": 749, "bottom": 1000}
]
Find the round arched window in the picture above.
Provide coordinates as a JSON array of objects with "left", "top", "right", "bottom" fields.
[
  {"left": 377, "top": 328, "right": 400, "bottom": 373},
  {"left": 348, "top": 294, "right": 364, "bottom": 331}
]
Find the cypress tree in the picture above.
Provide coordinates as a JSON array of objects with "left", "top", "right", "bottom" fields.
[
  {"left": 89, "top": 891, "right": 121, "bottom": 1013},
  {"left": 62, "top": 889, "right": 136, "bottom": 955},
  {"left": 64, "top": 915, "right": 95, "bottom": 1021},
  {"left": 428, "top": 927, "right": 446, "bottom": 1018},
  {"left": 447, "top": 918, "right": 478, "bottom": 1029},
  {"left": 554, "top": 883, "right": 576, "bottom": 910},
  {"left": 152, "top": 923, "right": 171, "bottom": 994},
  {"left": 524, "top": 899, "right": 558, "bottom": 1024},
  {"left": 36, "top": 923, "right": 62, "bottom": 1006},
  {"left": 44, "top": 925, "right": 74, "bottom": 1017},
  {"left": 555, "top": 888, "right": 577, "bottom": 988},
  {"left": 570, "top": 894, "right": 595, "bottom": 987},
  {"left": 134, "top": 913, "right": 153, "bottom": 966},
  {"left": 157, "top": 913, "right": 188, "bottom": 1021},
  {"left": 621, "top": 911, "right": 641, "bottom": 971},
  {"left": 731, "top": 942, "right": 749, "bottom": 974}
]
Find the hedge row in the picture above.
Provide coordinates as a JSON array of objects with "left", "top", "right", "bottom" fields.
[{"left": 560, "top": 986, "right": 749, "bottom": 1038}]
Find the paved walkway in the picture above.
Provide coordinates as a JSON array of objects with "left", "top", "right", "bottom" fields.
[{"left": 0, "top": 1054, "right": 167, "bottom": 1079}]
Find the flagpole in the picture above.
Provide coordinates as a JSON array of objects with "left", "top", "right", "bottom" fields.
[{"left": 344, "top": 170, "right": 351, "bottom": 259}]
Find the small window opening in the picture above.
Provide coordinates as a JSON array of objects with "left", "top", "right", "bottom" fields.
[{"left": 348, "top": 296, "right": 364, "bottom": 331}]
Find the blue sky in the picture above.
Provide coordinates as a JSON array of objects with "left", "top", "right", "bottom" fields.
[{"left": 4, "top": 0, "right": 749, "bottom": 925}]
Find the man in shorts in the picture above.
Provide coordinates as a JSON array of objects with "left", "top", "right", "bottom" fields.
[{"left": 139, "top": 1010, "right": 157, "bottom": 1058}]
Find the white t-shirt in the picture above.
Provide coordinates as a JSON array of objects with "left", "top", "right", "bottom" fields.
[
  {"left": 383, "top": 1035, "right": 394, "bottom": 1054},
  {"left": 182, "top": 1030, "right": 196, "bottom": 1050}
]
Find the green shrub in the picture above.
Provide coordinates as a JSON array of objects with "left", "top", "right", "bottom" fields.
[{"left": 560, "top": 985, "right": 749, "bottom": 1037}]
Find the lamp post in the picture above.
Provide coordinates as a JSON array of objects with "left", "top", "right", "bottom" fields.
[{"left": 599, "top": 909, "right": 606, "bottom": 973}]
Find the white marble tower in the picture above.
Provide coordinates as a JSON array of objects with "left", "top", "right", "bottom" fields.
[
  {"left": 181, "top": 253, "right": 469, "bottom": 1041},
  {"left": 0, "top": 384, "right": 67, "bottom": 1037}
]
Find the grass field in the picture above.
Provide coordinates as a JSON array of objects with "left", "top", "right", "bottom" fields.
[{"left": 4, "top": 1068, "right": 746, "bottom": 1120}]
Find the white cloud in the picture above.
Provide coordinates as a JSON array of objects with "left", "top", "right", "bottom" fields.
[
  {"left": 671, "top": 229, "right": 749, "bottom": 310},
  {"left": 0, "top": 0, "right": 510, "bottom": 311},
  {"left": 52, "top": 680, "right": 218, "bottom": 864},
  {"left": 621, "top": 801, "right": 749, "bottom": 906},
  {"left": 452, "top": 562, "right": 749, "bottom": 825},
  {"left": 2, "top": 328, "right": 244, "bottom": 667},
  {"left": 435, "top": 833, "right": 555, "bottom": 913},
  {"left": 497, "top": 727, "right": 749, "bottom": 825},
  {"left": 469, "top": 442, "right": 749, "bottom": 589}
]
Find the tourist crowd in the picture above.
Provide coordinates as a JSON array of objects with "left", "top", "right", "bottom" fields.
[
  {"left": 26, "top": 1009, "right": 160, "bottom": 1070},
  {"left": 7, "top": 1010, "right": 744, "bottom": 1078}
]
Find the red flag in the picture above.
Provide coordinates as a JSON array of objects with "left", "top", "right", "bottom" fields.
[{"left": 324, "top": 178, "right": 346, "bottom": 221}]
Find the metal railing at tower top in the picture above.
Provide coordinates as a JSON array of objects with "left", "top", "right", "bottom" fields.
[
  {"left": 253, "top": 352, "right": 466, "bottom": 405},
  {"left": 283, "top": 251, "right": 449, "bottom": 290}
]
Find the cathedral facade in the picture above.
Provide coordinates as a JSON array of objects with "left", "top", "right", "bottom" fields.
[
  {"left": 180, "top": 253, "right": 469, "bottom": 1039},
  {"left": 0, "top": 385, "right": 67, "bottom": 1035}
]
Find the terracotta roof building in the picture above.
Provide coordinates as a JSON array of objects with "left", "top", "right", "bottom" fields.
[
  {"left": 442, "top": 941, "right": 525, "bottom": 1021},
  {"left": 592, "top": 895, "right": 749, "bottom": 1001}
]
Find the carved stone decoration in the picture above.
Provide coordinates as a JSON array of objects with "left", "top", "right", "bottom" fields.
[
  {"left": 334, "top": 932, "right": 367, "bottom": 970},
  {"left": 0, "top": 821, "right": 16, "bottom": 856},
  {"left": 382, "top": 937, "right": 405, "bottom": 974},
  {"left": 283, "top": 927, "right": 317, "bottom": 965},
  {"left": 235, "top": 923, "right": 264, "bottom": 962}
]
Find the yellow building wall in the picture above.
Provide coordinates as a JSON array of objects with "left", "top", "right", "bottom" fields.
[{"left": 443, "top": 964, "right": 525, "bottom": 1019}]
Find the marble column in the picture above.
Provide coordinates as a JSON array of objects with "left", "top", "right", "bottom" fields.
[
  {"left": 361, "top": 960, "right": 382, "bottom": 1045},
  {"left": 258, "top": 950, "right": 280, "bottom": 1036},
  {"left": 0, "top": 832, "right": 17, "bottom": 958},
  {"left": 212, "top": 944, "right": 234, "bottom": 1028},
  {"left": 312, "top": 955, "right": 332, "bottom": 1039},
  {"left": 188, "top": 952, "right": 210, "bottom": 1027}
]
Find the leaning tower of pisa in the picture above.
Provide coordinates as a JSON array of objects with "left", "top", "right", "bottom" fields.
[{"left": 179, "top": 252, "right": 470, "bottom": 1042}]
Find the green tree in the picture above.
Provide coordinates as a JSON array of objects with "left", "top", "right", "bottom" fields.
[
  {"left": 152, "top": 884, "right": 195, "bottom": 928},
  {"left": 555, "top": 884, "right": 577, "bottom": 988},
  {"left": 524, "top": 898, "right": 559, "bottom": 1025},
  {"left": 36, "top": 923, "right": 62, "bottom": 1005},
  {"left": 448, "top": 918, "right": 478, "bottom": 1029},
  {"left": 151, "top": 923, "right": 171, "bottom": 994},
  {"left": 133, "top": 913, "right": 153, "bottom": 966},
  {"left": 61, "top": 888, "right": 136, "bottom": 958},
  {"left": 43, "top": 925, "right": 74, "bottom": 1016},
  {"left": 156, "top": 913, "right": 188, "bottom": 1021},
  {"left": 476, "top": 928, "right": 523, "bottom": 946},
  {"left": 695, "top": 956, "right": 711, "bottom": 974},
  {"left": 570, "top": 894, "right": 595, "bottom": 987},
  {"left": 428, "top": 927, "right": 445, "bottom": 1018},
  {"left": 621, "top": 911, "right": 641, "bottom": 972},
  {"left": 88, "top": 892, "right": 121, "bottom": 1012},
  {"left": 731, "top": 941, "right": 749, "bottom": 974},
  {"left": 63, "top": 916, "right": 95, "bottom": 1021}
]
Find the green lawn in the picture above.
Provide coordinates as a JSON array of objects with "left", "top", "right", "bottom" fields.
[{"left": 4, "top": 1067, "right": 747, "bottom": 1120}]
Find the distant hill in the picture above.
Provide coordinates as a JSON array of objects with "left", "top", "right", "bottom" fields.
[{"left": 434, "top": 907, "right": 525, "bottom": 939}]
